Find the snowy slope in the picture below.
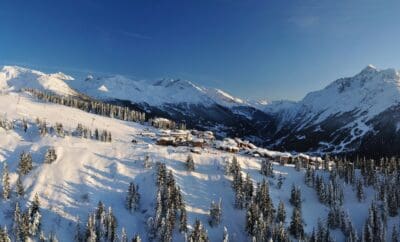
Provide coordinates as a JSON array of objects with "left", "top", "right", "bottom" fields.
[
  {"left": 0, "top": 66, "right": 77, "bottom": 96},
  {"left": 0, "top": 91, "right": 382, "bottom": 241}
]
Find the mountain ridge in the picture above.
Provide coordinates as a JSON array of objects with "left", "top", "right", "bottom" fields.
[{"left": 2, "top": 64, "right": 400, "bottom": 156}]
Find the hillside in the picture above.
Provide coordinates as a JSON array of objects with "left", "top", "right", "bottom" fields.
[{"left": 0, "top": 89, "right": 398, "bottom": 241}]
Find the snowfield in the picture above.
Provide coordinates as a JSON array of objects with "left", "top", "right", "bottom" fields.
[{"left": 0, "top": 91, "right": 397, "bottom": 241}]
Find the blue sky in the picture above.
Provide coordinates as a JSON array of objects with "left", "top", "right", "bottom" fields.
[{"left": 1, "top": 0, "right": 400, "bottom": 101}]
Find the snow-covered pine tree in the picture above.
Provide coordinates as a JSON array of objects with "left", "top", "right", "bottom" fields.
[
  {"left": 356, "top": 179, "right": 364, "bottom": 202},
  {"left": 260, "top": 159, "right": 274, "bottom": 177},
  {"left": 0, "top": 225, "right": 11, "bottom": 242},
  {"left": 120, "top": 227, "right": 127, "bottom": 242},
  {"left": 75, "top": 216, "right": 82, "bottom": 242},
  {"left": 304, "top": 166, "right": 314, "bottom": 187},
  {"left": 294, "top": 158, "right": 301, "bottom": 171},
  {"left": 243, "top": 173, "right": 253, "bottom": 205},
  {"left": 289, "top": 184, "right": 302, "bottom": 209},
  {"left": 208, "top": 199, "right": 222, "bottom": 227},
  {"left": 289, "top": 206, "right": 304, "bottom": 239},
  {"left": 75, "top": 124, "right": 83, "bottom": 137},
  {"left": 143, "top": 155, "right": 152, "bottom": 168},
  {"left": 132, "top": 234, "right": 142, "bottom": 242},
  {"left": 179, "top": 206, "right": 188, "bottom": 233},
  {"left": 95, "top": 201, "right": 106, "bottom": 239},
  {"left": 255, "top": 179, "right": 275, "bottom": 224},
  {"left": 48, "top": 231, "right": 59, "bottom": 242},
  {"left": 188, "top": 220, "right": 209, "bottom": 242},
  {"left": 44, "top": 147, "right": 57, "bottom": 164},
  {"left": 16, "top": 174, "right": 24, "bottom": 197},
  {"left": 277, "top": 200, "right": 286, "bottom": 223},
  {"left": 327, "top": 206, "right": 342, "bottom": 229},
  {"left": 18, "top": 151, "right": 33, "bottom": 175},
  {"left": 85, "top": 214, "right": 97, "bottom": 242},
  {"left": 20, "top": 212, "right": 30, "bottom": 241},
  {"left": 39, "top": 230, "right": 47, "bottom": 242},
  {"left": 2, "top": 163, "right": 10, "bottom": 200},
  {"left": 126, "top": 182, "right": 140, "bottom": 212},
  {"left": 105, "top": 207, "right": 117, "bottom": 242},
  {"left": 186, "top": 154, "right": 195, "bottom": 171},
  {"left": 22, "top": 119, "right": 28, "bottom": 133},
  {"left": 388, "top": 188, "right": 398, "bottom": 216},
  {"left": 107, "top": 132, "right": 112, "bottom": 142},
  {"left": 234, "top": 180, "right": 244, "bottom": 209},
  {"left": 39, "top": 121, "right": 47, "bottom": 136},
  {"left": 94, "top": 129, "right": 99, "bottom": 140},
  {"left": 272, "top": 222, "right": 289, "bottom": 242},
  {"left": 277, "top": 174, "right": 284, "bottom": 189},
  {"left": 13, "top": 202, "right": 21, "bottom": 241},
  {"left": 392, "top": 225, "right": 398, "bottom": 242},
  {"left": 55, "top": 123, "right": 64, "bottom": 137},
  {"left": 29, "top": 193, "right": 42, "bottom": 236}
]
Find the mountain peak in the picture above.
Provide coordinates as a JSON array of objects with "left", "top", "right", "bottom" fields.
[
  {"left": 0, "top": 65, "right": 76, "bottom": 95},
  {"left": 359, "top": 64, "right": 378, "bottom": 75}
]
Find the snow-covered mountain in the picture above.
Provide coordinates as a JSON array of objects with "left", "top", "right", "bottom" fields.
[
  {"left": 75, "top": 74, "right": 247, "bottom": 107},
  {"left": 0, "top": 66, "right": 77, "bottom": 96},
  {"left": 3, "top": 64, "right": 400, "bottom": 157},
  {"left": 262, "top": 65, "right": 400, "bottom": 156}
]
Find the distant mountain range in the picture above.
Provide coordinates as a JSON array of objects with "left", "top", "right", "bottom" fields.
[{"left": 2, "top": 64, "right": 400, "bottom": 157}]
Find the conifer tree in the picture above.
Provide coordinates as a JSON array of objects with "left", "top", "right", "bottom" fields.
[
  {"left": 18, "top": 152, "right": 33, "bottom": 175},
  {"left": 277, "top": 174, "right": 284, "bottom": 189},
  {"left": 44, "top": 147, "right": 57, "bottom": 164},
  {"left": 179, "top": 206, "right": 188, "bottom": 233},
  {"left": 132, "top": 234, "right": 142, "bottom": 242},
  {"left": 260, "top": 159, "right": 274, "bottom": 177},
  {"left": 94, "top": 129, "right": 99, "bottom": 140},
  {"left": 0, "top": 225, "right": 11, "bottom": 242},
  {"left": 392, "top": 225, "right": 398, "bottom": 242},
  {"left": 20, "top": 212, "right": 30, "bottom": 241},
  {"left": 106, "top": 207, "right": 117, "bottom": 242},
  {"left": 75, "top": 216, "right": 82, "bottom": 242},
  {"left": 13, "top": 202, "right": 21, "bottom": 241},
  {"left": 209, "top": 199, "right": 222, "bottom": 227},
  {"left": 277, "top": 200, "right": 286, "bottom": 223},
  {"left": 289, "top": 207, "right": 304, "bottom": 239},
  {"left": 126, "top": 182, "right": 140, "bottom": 212},
  {"left": 356, "top": 179, "right": 364, "bottom": 202},
  {"left": 188, "top": 220, "right": 209, "bottom": 242},
  {"left": 85, "top": 214, "right": 97, "bottom": 242},
  {"left": 289, "top": 184, "right": 302, "bottom": 209},
  {"left": 388, "top": 190, "right": 398, "bottom": 216},
  {"left": 16, "top": 174, "right": 24, "bottom": 197},
  {"left": 2, "top": 163, "right": 10, "bottom": 200},
  {"left": 143, "top": 155, "right": 152, "bottom": 168},
  {"left": 186, "top": 154, "right": 195, "bottom": 171},
  {"left": 120, "top": 228, "right": 127, "bottom": 242},
  {"left": 29, "top": 193, "right": 42, "bottom": 236},
  {"left": 23, "top": 119, "right": 28, "bottom": 132}
]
